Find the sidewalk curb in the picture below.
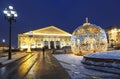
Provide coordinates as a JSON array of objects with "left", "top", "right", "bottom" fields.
[{"left": 0, "top": 53, "right": 28, "bottom": 68}]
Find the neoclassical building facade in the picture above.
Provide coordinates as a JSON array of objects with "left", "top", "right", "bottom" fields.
[{"left": 18, "top": 26, "right": 72, "bottom": 51}]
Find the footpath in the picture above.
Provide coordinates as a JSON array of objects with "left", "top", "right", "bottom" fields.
[
  {"left": 25, "top": 50, "right": 71, "bottom": 79},
  {"left": 0, "top": 52, "right": 27, "bottom": 67},
  {"left": 0, "top": 50, "right": 71, "bottom": 79}
]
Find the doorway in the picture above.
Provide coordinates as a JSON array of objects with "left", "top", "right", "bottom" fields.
[{"left": 50, "top": 41, "right": 54, "bottom": 49}]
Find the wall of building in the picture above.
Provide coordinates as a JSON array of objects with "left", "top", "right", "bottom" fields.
[
  {"left": 107, "top": 28, "right": 120, "bottom": 47},
  {"left": 18, "top": 34, "right": 71, "bottom": 50}
]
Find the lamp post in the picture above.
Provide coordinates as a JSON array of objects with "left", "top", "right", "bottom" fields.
[
  {"left": 3, "top": 5, "right": 18, "bottom": 59},
  {"left": 2, "top": 39, "right": 5, "bottom": 52}
]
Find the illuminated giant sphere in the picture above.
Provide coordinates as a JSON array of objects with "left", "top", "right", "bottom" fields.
[{"left": 71, "top": 18, "right": 108, "bottom": 55}]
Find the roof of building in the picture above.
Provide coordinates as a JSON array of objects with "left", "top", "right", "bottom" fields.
[
  {"left": 106, "top": 26, "right": 120, "bottom": 31},
  {"left": 20, "top": 26, "right": 72, "bottom": 36}
]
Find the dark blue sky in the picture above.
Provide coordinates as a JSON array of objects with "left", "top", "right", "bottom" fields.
[{"left": 0, "top": 0, "right": 120, "bottom": 47}]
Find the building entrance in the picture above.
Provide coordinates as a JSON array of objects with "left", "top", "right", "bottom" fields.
[{"left": 50, "top": 41, "right": 54, "bottom": 49}]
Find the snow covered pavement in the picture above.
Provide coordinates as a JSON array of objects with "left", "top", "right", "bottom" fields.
[
  {"left": 53, "top": 54, "right": 120, "bottom": 79},
  {"left": 0, "top": 52, "right": 27, "bottom": 66}
]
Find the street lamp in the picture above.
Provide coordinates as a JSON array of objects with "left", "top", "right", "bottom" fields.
[
  {"left": 3, "top": 4, "right": 18, "bottom": 59},
  {"left": 2, "top": 39, "right": 5, "bottom": 52}
]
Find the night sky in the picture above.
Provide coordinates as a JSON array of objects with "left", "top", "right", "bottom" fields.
[{"left": 0, "top": 0, "right": 120, "bottom": 47}]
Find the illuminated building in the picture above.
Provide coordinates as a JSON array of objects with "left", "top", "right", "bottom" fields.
[
  {"left": 0, "top": 44, "right": 9, "bottom": 51},
  {"left": 71, "top": 18, "right": 108, "bottom": 55},
  {"left": 18, "top": 26, "right": 72, "bottom": 51},
  {"left": 106, "top": 26, "right": 120, "bottom": 48}
]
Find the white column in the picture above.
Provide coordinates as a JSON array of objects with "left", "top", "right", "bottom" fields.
[
  {"left": 54, "top": 41, "right": 56, "bottom": 49},
  {"left": 48, "top": 41, "right": 50, "bottom": 49}
]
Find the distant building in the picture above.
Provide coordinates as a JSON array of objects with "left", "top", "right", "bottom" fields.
[
  {"left": 0, "top": 44, "right": 9, "bottom": 51},
  {"left": 18, "top": 26, "right": 72, "bottom": 51},
  {"left": 106, "top": 26, "right": 120, "bottom": 47}
]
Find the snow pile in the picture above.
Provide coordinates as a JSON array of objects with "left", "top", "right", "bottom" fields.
[
  {"left": 53, "top": 54, "right": 119, "bottom": 79},
  {"left": 85, "top": 50, "right": 120, "bottom": 59},
  {"left": 82, "top": 50, "right": 120, "bottom": 74}
]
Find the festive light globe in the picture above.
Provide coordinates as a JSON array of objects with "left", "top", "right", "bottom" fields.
[{"left": 71, "top": 18, "right": 108, "bottom": 55}]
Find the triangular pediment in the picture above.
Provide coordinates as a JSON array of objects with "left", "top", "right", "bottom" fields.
[{"left": 23, "top": 26, "right": 72, "bottom": 36}]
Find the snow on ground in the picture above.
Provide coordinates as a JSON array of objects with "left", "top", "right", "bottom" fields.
[
  {"left": 85, "top": 50, "right": 120, "bottom": 59},
  {"left": 53, "top": 54, "right": 120, "bottom": 79},
  {"left": 0, "top": 52, "right": 27, "bottom": 65},
  {"left": 81, "top": 50, "right": 120, "bottom": 74}
]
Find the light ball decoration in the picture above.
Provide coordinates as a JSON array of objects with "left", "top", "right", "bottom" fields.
[{"left": 71, "top": 18, "right": 108, "bottom": 55}]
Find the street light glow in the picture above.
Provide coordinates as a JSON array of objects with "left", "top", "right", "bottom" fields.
[
  {"left": 9, "top": 5, "right": 13, "bottom": 10},
  {"left": 14, "top": 14, "right": 18, "bottom": 17},
  {"left": 11, "top": 10, "right": 15, "bottom": 14},
  {"left": 2, "top": 39, "right": 5, "bottom": 43},
  {"left": 7, "top": 13, "right": 11, "bottom": 17},
  {"left": 3, "top": 5, "right": 18, "bottom": 20},
  {"left": 3, "top": 9, "right": 7, "bottom": 14}
]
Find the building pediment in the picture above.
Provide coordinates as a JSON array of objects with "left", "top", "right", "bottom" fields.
[{"left": 23, "top": 26, "right": 72, "bottom": 36}]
